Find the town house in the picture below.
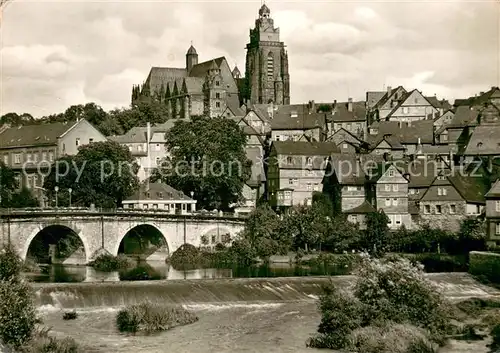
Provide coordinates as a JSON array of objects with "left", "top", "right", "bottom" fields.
[
  {"left": 418, "top": 171, "right": 487, "bottom": 232},
  {"left": 383, "top": 89, "right": 439, "bottom": 122},
  {"left": 325, "top": 128, "right": 367, "bottom": 154},
  {"left": 270, "top": 106, "right": 327, "bottom": 142},
  {"left": 485, "top": 180, "right": 500, "bottom": 247},
  {"left": 327, "top": 99, "right": 367, "bottom": 140},
  {"left": 0, "top": 119, "right": 107, "bottom": 203},
  {"left": 267, "top": 141, "right": 339, "bottom": 209}
]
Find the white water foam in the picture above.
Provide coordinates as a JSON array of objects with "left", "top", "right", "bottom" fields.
[
  {"left": 182, "top": 303, "right": 283, "bottom": 312},
  {"left": 306, "top": 294, "right": 318, "bottom": 300}
]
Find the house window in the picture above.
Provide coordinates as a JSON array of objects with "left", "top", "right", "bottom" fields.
[
  {"left": 347, "top": 186, "right": 357, "bottom": 192},
  {"left": 385, "top": 184, "right": 391, "bottom": 191},
  {"left": 89, "top": 138, "right": 94, "bottom": 143},
  {"left": 307, "top": 183, "right": 312, "bottom": 191},
  {"left": 3, "top": 155, "right": 8, "bottom": 164},
  {"left": 33, "top": 153, "right": 38, "bottom": 162},
  {"left": 14, "top": 154, "right": 21, "bottom": 164},
  {"left": 143, "top": 204, "right": 149, "bottom": 209},
  {"left": 42, "top": 152, "right": 47, "bottom": 161},
  {"left": 313, "top": 184, "right": 320, "bottom": 191},
  {"left": 155, "top": 157, "right": 161, "bottom": 165},
  {"left": 342, "top": 143, "right": 348, "bottom": 149},
  {"left": 284, "top": 191, "right": 292, "bottom": 199},
  {"left": 409, "top": 189, "right": 415, "bottom": 195},
  {"left": 216, "top": 102, "right": 221, "bottom": 108},
  {"left": 438, "top": 187, "right": 447, "bottom": 196},
  {"left": 27, "top": 153, "right": 32, "bottom": 162},
  {"left": 152, "top": 204, "right": 158, "bottom": 209},
  {"left": 76, "top": 138, "right": 80, "bottom": 146},
  {"left": 395, "top": 214, "right": 402, "bottom": 225},
  {"left": 424, "top": 205, "right": 431, "bottom": 214},
  {"left": 402, "top": 107, "right": 409, "bottom": 114},
  {"left": 496, "top": 223, "right": 500, "bottom": 235},
  {"left": 385, "top": 198, "right": 391, "bottom": 206},
  {"left": 393, "top": 184, "right": 398, "bottom": 192},
  {"left": 288, "top": 178, "right": 298, "bottom": 185},
  {"left": 286, "top": 157, "right": 293, "bottom": 164},
  {"left": 450, "top": 204, "right": 456, "bottom": 214},
  {"left": 215, "top": 93, "right": 220, "bottom": 99},
  {"left": 306, "top": 157, "right": 312, "bottom": 165},
  {"left": 392, "top": 198, "right": 398, "bottom": 206},
  {"left": 436, "top": 205, "right": 442, "bottom": 214},
  {"left": 349, "top": 215, "right": 358, "bottom": 223},
  {"left": 388, "top": 170, "right": 394, "bottom": 177},
  {"left": 48, "top": 152, "right": 54, "bottom": 162},
  {"left": 275, "top": 135, "right": 280, "bottom": 141},
  {"left": 156, "top": 144, "right": 161, "bottom": 151},
  {"left": 215, "top": 81, "right": 220, "bottom": 86},
  {"left": 496, "top": 201, "right": 500, "bottom": 212},
  {"left": 138, "top": 145, "right": 143, "bottom": 152},
  {"left": 414, "top": 98, "right": 418, "bottom": 104},
  {"left": 441, "top": 134, "right": 448, "bottom": 142}
]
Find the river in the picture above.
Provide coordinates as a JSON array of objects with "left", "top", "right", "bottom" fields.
[{"left": 32, "top": 274, "right": 500, "bottom": 353}]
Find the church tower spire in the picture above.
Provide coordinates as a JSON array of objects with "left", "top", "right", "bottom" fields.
[{"left": 244, "top": 3, "right": 290, "bottom": 105}]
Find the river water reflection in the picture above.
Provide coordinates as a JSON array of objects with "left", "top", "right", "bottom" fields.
[{"left": 26, "top": 261, "right": 350, "bottom": 283}]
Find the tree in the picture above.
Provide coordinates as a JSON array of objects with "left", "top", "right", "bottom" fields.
[
  {"left": 363, "top": 210, "right": 390, "bottom": 256},
  {"left": 324, "top": 215, "right": 362, "bottom": 253},
  {"left": 9, "top": 188, "right": 39, "bottom": 208},
  {"left": 0, "top": 161, "right": 17, "bottom": 207},
  {"left": 0, "top": 112, "right": 35, "bottom": 126},
  {"left": 152, "top": 116, "right": 251, "bottom": 211},
  {"left": 43, "top": 141, "right": 139, "bottom": 208}
]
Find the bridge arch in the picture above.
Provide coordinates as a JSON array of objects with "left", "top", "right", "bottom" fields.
[
  {"left": 113, "top": 222, "right": 172, "bottom": 259},
  {"left": 23, "top": 224, "right": 89, "bottom": 264}
]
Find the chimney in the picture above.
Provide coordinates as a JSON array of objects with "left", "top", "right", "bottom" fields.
[
  {"left": 387, "top": 86, "right": 392, "bottom": 94},
  {"left": 347, "top": 98, "right": 353, "bottom": 112},
  {"left": 417, "top": 137, "right": 421, "bottom": 145}
]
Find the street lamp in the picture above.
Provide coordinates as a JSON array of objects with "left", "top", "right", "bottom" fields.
[
  {"left": 54, "top": 186, "right": 59, "bottom": 208},
  {"left": 68, "top": 188, "right": 72, "bottom": 208}
]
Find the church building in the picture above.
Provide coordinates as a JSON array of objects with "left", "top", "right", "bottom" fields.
[
  {"left": 243, "top": 4, "right": 290, "bottom": 105},
  {"left": 131, "top": 3, "right": 290, "bottom": 117}
]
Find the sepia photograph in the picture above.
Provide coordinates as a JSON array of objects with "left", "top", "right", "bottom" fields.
[{"left": 0, "top": 0, "right": 500, "bottom": 352}]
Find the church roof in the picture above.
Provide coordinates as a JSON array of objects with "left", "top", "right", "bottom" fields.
[
  {"left": 187, "top": 45, "right": 197, "bottom": 55},
  {"left": 184, "top": 77, "right": 204, "bottom": 94},
  {"left": 259, "top": 3, "right": 270, "bottom": 15},
  {"left": 188, "top": 57, "right": 225, "bottom": 77},
  {"left": 146, "top": 67, "right": 187, "bottom": 94},
  {"left": 232, "top": 65, "right": 241, "bottom": 76}
]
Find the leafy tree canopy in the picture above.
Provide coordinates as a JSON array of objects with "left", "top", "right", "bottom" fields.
[
  {"left": 152, "top": 116, "right": 251, "bottom": 211},
  {"left": 43, "top": 141, "right": 139, "bottom": 208}
]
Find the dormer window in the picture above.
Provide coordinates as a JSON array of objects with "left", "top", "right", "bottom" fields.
[
  {"left": 157, "top": 192, "right": 163, "bottom": 199},
  {"left": 306, "top": 157, "right": 312, "bottom": 165},
  {"left": 477, "top": 142, "right": 483, "bottom": 148},
  {"left": 286, "top": 157, "right": 292, "bottom": 164}
]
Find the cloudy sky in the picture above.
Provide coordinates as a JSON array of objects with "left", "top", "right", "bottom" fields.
[{"left": 1, "top": 0, "right": 499, "bottom": 117}]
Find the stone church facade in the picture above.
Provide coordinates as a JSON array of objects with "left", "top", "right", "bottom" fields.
[
  {"left": 131, "top": 4, "right": 290, "bottom": 117},
  {"left": 243, "top": 4, "right": 290, "bottom": 105}
]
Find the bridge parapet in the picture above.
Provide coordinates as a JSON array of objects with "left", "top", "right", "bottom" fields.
[{"left": 0, "top": 207, "right": 249, "bottom": 222}]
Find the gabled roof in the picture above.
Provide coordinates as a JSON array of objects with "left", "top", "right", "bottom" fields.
[
  {"left": 329, "top": 101, "right": 366, "bottom": 122},
  {"left": 454, "top": 87, "right": 500, "bottom": 107},
  {"left": 447, "top": 106, "right": 480, "bottom": 128},
  {"left": 327, "top": 128, "right": 365, "bottom": 146},
  {"left": 463, "top": 123, "right": 500, "bottom": 155},
  {"left": 385, "top": 89, "right": 437, "bottom": 118},
  {"left": 108, "top": 126, "right": 147, "bottom": 144},
  {"left": 272, "top": 141, "right": 339, "bottom": 156},
  {"left": 367, "top": 120, "right": 434, "bottom": 145},
  {"left": 328, "top": 153, "right": 384, "bottom": 185},
  {"left": 425, "top": 96, "right": 452, "bottom": 111},
  {"left": 183, "top": 77, "right": 204, "bottom": 94},
  {"left": 271, "top": 111, "right": 327, "bottom": 130},
  {"left": 125, "top": 182, "right": 194, "bottom": 202},
  {"left": 188, "top": 57, "right": 226, "bottom": 77},
  {"left": 372, "top": 134, "right": 405, "bottom": 150},
  {"left": 366, "top": 91, "right": 386, "bottom": 108},
  {"left": 486, "top": 180, "right": 500, "bottom": 198},
  {"left": 373, "top": 86, "right": 406, "bottom": 109},
  {"left": 0, "top": 121, "right": 77, "bottom": 149},
  {"left": 448, "top": 174, "right": 488, "bottom": 204},
  {"left": 345, "top": 200, "right": 376, "bottom": 214}
]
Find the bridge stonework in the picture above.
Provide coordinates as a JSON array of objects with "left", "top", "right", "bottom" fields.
[{"left": 0, "top": 212, "right": 245, "bottom": 263}]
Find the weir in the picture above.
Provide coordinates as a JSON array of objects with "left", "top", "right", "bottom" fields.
[{"left": 34, "top": 273, "right": 500, "bottom": 310}]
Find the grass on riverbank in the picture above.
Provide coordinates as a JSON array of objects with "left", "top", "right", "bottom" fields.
[{"left": 116, "top": 302, "right": 198, "bottom": 334}]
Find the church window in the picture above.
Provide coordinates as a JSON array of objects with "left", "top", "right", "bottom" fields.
[{"left": 267, "top": 52, "right": 274, "bottom": 79}]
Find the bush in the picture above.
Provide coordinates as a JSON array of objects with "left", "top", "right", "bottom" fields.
[
  {"left": 62, "top": 311, "right": 78, "bottom": 321},
  {"left": 405, "top": 253, "right": 468, "bottom": 273},
  {"left": 116, "top": 302, "right": 198, "bottom": 334},
  {"left": 489, "top": 324, "right": 500, "bottom": 352},
  {"left": 347, "top": 324, "right": 437, "bottom": 353},
  {"left": 21, "top": 336, "right": 81, "bottom": 353},
  {"left": 169, "top": 244, "right": 200, "bottom": 267},
  {"left": 89, "top": 254, "right": 134, "bottom": 272},
  {"left": 0, "top": 246, "right": 39, "bottom": 348},
  {"left": 308, "top": 254, "right": 454, "bottom": 351},
  {"left": 469, "top": 251, "right": 500, "bottom": 284},
  {"left": 0, "top": 245, "right": 23, "bottom": 280},
  {"left": 119, "top": 263, "right": 162, "bottom": 281}
]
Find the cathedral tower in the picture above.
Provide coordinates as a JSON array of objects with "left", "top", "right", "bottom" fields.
[{"left": 244, "top": 4, "right": 290, "bottom": 105}]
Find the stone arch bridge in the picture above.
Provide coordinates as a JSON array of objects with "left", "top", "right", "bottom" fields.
[{"left": 0, "top": 209, "right": 245, "bottom": 263}]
